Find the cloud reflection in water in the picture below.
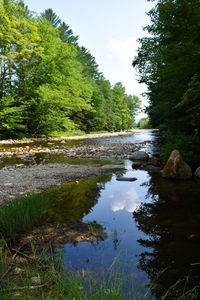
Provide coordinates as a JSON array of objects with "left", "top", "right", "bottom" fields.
[{"left": 109, "top": 188, "right": 140, "bottom": 213}]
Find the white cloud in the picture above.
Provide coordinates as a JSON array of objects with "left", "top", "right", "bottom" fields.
[{"left": 109, "top": 187, "right": 140, "bottom": 213}]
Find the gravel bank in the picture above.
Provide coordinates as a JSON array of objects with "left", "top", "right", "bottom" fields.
[{"left": 0, "top": 163, "right": 126, "bottom": 203}]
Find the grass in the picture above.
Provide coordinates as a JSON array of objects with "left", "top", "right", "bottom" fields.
[
  {"left": 88, "top": 221, "right": 102, "bottom": 236},
  {"left": 1, "top": 245, "right": 199, "bottom": 300},
  {"left": 0, "top": 194, "right": 50, "bottom": 243},
  {"left": 49, "top": 129, "right": 86, "bottom": 137},
  {"left": 0, "top": 246, "right": 151, "bottom": 300}
]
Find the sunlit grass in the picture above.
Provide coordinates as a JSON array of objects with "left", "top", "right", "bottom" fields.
[{"left": 0, "top": 194, "right": 50, "bottom": 243}]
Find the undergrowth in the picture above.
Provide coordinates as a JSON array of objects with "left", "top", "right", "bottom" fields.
[{"left": 160, "top": 133, "right": 200, "bottom": 170}]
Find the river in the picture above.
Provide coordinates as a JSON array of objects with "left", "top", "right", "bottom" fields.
[
  {"left": 42, "top": 130, "right": 200, "bottom": 299},
  {"left": 1, "top": 129, "right": 200, "bottom": 299}
]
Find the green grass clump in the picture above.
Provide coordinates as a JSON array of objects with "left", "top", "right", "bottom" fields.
[{"left": 0, "top": 194, "right": 50, "bottom": 243}]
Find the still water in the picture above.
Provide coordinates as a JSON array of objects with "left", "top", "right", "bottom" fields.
[{"left": 44, "top": 130, "right": 200, "bottom": 299}]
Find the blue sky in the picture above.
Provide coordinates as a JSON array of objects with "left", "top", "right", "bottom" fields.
[{"left": 25, "top": 0, "right": 153, "bottom": 119}]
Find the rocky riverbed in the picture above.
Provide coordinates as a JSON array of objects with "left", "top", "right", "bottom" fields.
[
  {"left": 0, "top": 131, "right": 161, "bottom": 203},
  {"left": 0, "top": 163, "right": 126, "bottom": 203}
]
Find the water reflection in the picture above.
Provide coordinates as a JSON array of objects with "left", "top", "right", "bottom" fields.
[
  {"left": 133, "top": 174, "right": 200, "bottom": 299},
  {"left": 45, "top": 175, "right": 112, "bottom": 223},
  {"left": 45, "top": 169, "right": 152, "bottom": 295},
  {"left": 109, "top": 187, "right": 140, "bottom": 212}
]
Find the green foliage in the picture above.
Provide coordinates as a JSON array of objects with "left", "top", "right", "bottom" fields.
[
  {"left": 133, "top": 0, "right": 200, "bottom": 131},
  {"left": 133, "top": 0, "right": 200, "bottom": 167},
  {"left": 0, "top": 194, "right": 50, "bottom": 243},
  {"left": 137, "top": 117, "right": 152, "bottom": 129},
  {"left": 0, "top": 1, "right": 141, "bottom": 138},
  {"left": 160, "top": 134, "right": 200, "bottom": 170},
  {"left": 0, "top": 95, "right": 26, "bottom": 137}
]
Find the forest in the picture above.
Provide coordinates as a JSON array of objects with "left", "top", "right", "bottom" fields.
[
  {"left": 133, "top": 0, "right": 200, "bottom": 168},
  {"left": 0, "top": 0, "right": 141, "bottom": 138}
]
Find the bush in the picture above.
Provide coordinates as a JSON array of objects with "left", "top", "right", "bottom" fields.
[{"left": 160, "top": 134, "right": 200, "bottom": 170}]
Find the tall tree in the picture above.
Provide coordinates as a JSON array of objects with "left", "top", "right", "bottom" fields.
[
  {"left": 133, "top": 0, "right": 200, "bottom": 133},
  {"left": 41, "top": 8, "right": 61, "bottom": 27}
]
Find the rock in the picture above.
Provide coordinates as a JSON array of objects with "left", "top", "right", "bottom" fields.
[
  {"left": 4, "top": 183, "right": 13, "bottom": 186},
  {"left": 14, "top": 267, "right": 23, "bottom": 274},
  {"left": 116, "top": 177, "right": 137, "bottom": 182},
  {"left": 162, "top": 150, "right": 192, "bottom": 179},
  {"left": 143, "top": 165, "right": 161, "bottom": 173},
  {"left": 132, "top": 161, "right": 142, "bottom": 168},
  {"left": 31, "top": 275, "right": 41, "bottom": 285},
  {"left": 194, "top": 167, "right": 200, "bottom": 178},
  {"left": 100, "top": 165, "right": 125, "bottom": 171},
  {"left": 129, "top": 151, "right": 149, "bottom": 161},
  {"left": 61, "top": 140, "right": 66, "bottom": 144}
]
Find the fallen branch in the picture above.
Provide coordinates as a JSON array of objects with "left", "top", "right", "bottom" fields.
[
  {"left": 10, "top": 248, "right": 36, "bottom": 260},
  {"left": 0, "top": 281, "right": 52, "bottom": 293}
]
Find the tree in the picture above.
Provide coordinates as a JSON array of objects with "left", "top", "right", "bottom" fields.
[
  {"left": 41, "top": 8, "right": 61, "bottom": 27},
  {"left": 133, "top": 0, "right": 200, "bottom": 133},
  {"left": 0, "top": 0, "right": 42, "bottom": 136},
  {"left": 59, "top": 21, "right": 78, "bottom": 45},
  {"left": 41, "top": 9, "right": 78, "bottom": 45}
]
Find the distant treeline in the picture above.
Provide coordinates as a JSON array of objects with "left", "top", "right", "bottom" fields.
[
  {"left": 133, "top": 0, "right": 200, "bottom": 167},
  {"left": 0, "top": 0, "right": 141, "bottom": 138},
  {"left": 137, "top": 117, "right": 152, "bottom": 129}
]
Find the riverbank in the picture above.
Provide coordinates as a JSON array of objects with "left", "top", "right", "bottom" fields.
[
  {"left": 0, "top": 130, "right": 134, "bottom": 145},
  {"left": 0, "top": 163, "right": 126, "bottom": 203}
]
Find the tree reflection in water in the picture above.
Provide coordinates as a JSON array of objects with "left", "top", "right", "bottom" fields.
[
  {"left": 133, "top": 173, "right": 200, "bottom": 299},
  {"left": 45, "top": 174, "right": 112, "bottom": 223}
]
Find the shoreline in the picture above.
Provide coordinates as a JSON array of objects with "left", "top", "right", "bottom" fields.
[
  {"left": 0, "top": 163, "right": 126, "bottom": 203},
  {"left": 0, "top": 130, "right": 134, "bottom": 145}
]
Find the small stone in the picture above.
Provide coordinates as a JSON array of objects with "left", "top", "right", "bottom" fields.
[
  {"left": 31, "top": 275, "right": 41, "bottom": 285},
  {"left": 14, "top": 267, "right": 23, "bottom": 274},
  {"left": 4, "top": 183, "right": 13, "bottom": 187},
  {"left": 194, "top": 167, "right": 200, "bottom": 178}
]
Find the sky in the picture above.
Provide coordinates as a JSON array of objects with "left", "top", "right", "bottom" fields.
[{"left": 25, "top": 0, "right": 154, "bottom": 120}]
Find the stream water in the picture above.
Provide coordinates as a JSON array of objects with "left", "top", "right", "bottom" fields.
[
  {"left": 2, "top": 130, "right": 200, "bottom": 298},
  {"left": 42, "top": 130, "right": 200, "bottom": 299}
]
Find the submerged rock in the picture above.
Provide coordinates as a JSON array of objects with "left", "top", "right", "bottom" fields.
[
  {"left": 162, "top": 150, "right": 192, "bottom": 180},
  {"left": 194, "top": 167, "right": 200, "bottom": 178},
  {"left": 129, "top": 151, "right": 149, "bottom": 161},
  {"left": 132, "top": 161, "right": 142, "bottom": 168}
]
